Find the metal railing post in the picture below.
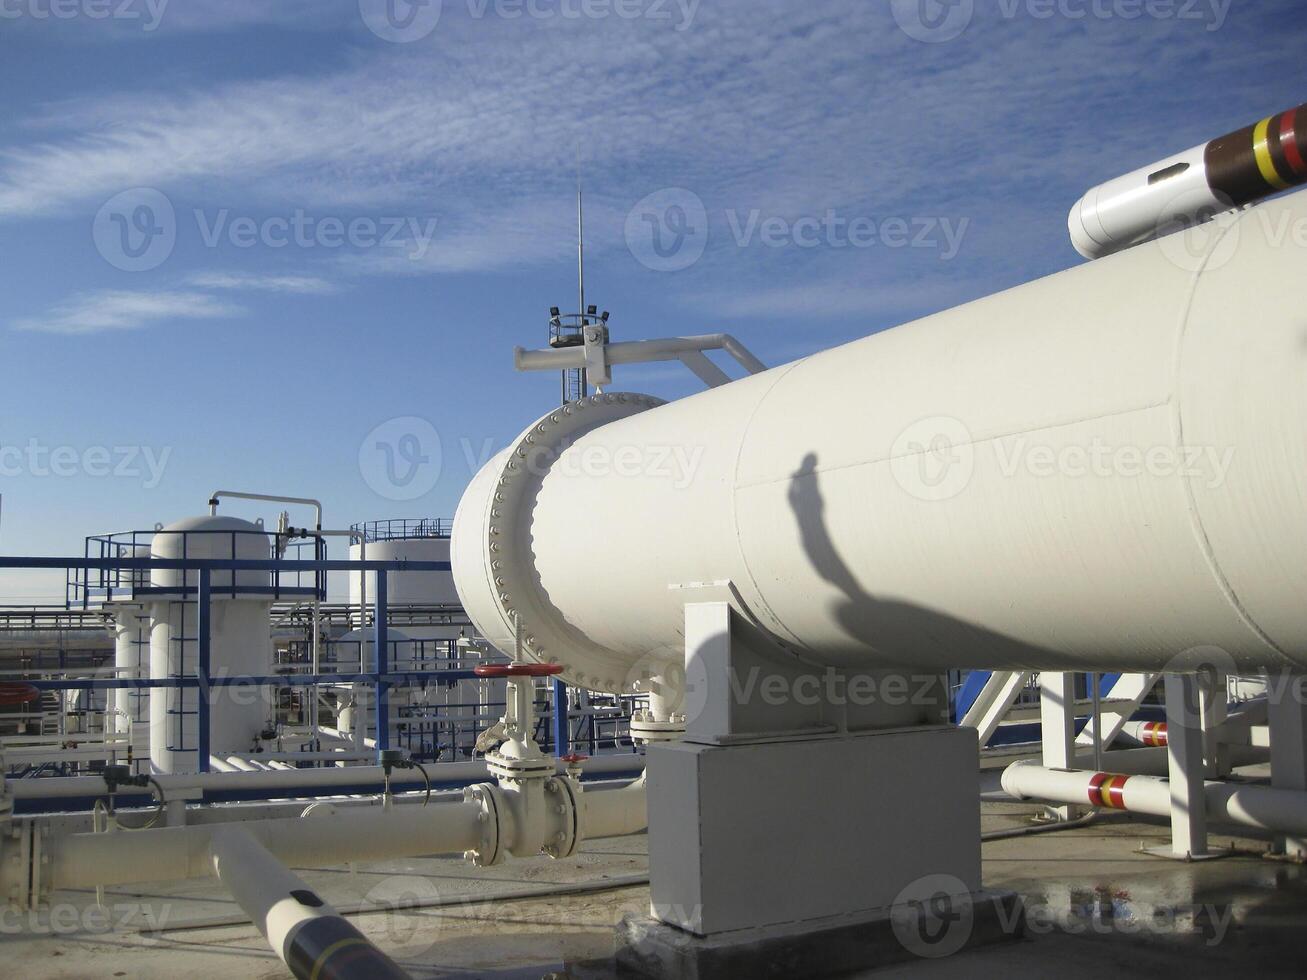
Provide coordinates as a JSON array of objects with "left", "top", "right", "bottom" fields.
[
  {"left": 197, "top": 567, "right": 212, "bottom": 774},
  {"left": 552, "top": 678, "right": 569, "bottom": 756},
  {"left": 374, "top": 570, "right": 389, "bottom": 752}
]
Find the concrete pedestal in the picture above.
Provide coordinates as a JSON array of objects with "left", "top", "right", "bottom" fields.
[
  {"left": 646, "top": 727, "right": 982, "bottom": 936},
  {"left": 617, "top": 889, "right": 1025, "bottom": 979},
  {"left": 616, "top": 601, "right": 1016, "bottom": 975}
]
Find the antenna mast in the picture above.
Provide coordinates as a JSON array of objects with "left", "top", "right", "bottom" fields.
[
  {"left": 546, "top": 153, "right": 609, "bottom": 405},
  {"left": 577, "top": 161, "right": 586, "bottom": 346}
]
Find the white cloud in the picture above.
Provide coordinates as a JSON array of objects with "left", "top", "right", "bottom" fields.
[
  {"left": 187, "top": 271, "right": 339, "bottom": 294},
  {"left": 13, "top": 290, "right": 243, "bottom": 335},
  {"left": 153, "top": 0, "right": 348, "bottom": 33},
  {"left": 0, "top": 4, "right": 1012, "bottom": 223},
  {"left": 0, "top": 0, "right": 1292, "bottom": 297},
  {"left": 0, "top": 0, "right": 346, "bottom": 39}
]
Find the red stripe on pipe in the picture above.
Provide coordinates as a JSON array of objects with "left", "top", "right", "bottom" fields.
[
  {"left": 1088, "top": 771, "right": 1110, "bottom": 808},
  {"left": 1280, "top": 110, "right": 1306, "bottom": 176},
  {"left": 1106, "top": 775, "right": 1128, "bottom": 809}
]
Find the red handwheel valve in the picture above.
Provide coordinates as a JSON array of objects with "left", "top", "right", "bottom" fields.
[
  {"left": 474, "top": 663, "right": 565, "bottom": 679},
  {"left": 0, "top": 683, "right": 41, "bottom": 707},
  {"left": 560, "top": 752, "right": 589, "bottom": 780}
]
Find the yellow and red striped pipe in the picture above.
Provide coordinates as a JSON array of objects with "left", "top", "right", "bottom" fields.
[{"left": 1070, "top": 102, "right": 1307, "bottom": 259}]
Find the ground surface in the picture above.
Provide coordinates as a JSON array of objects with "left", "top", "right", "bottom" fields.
[{"left": 4, "top": 796, "right": 1306, "bottom": 978}]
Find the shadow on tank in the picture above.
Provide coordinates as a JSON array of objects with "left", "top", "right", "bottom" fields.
[{"left": 786, "top": 451, "right": 1092, "bottom": 673}]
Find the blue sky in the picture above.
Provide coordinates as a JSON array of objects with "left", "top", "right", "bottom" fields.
[{"left": 0, "top": 0, "right": 1303, "bottom": 598}]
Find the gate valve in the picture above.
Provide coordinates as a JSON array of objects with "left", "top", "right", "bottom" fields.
[
  {"left": 474, "top": 663, "right": 563, "bottom": 745},
  {"left": 473, "top": 663, "right": 563, "bottom": 782}
]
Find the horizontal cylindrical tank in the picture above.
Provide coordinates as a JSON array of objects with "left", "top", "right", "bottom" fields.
[{"left": 454, "top": 189, "right": 1307, "bottom": 692}]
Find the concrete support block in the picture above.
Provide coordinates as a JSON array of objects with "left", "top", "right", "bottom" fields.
[
  {"left": 646, "top": 727, "right": 980, "bottom": 937},
  {"left": 1269, "top": 673, "right": 1307, "bottom": 859},
  {"left": 618, "top": 889, "right": 1023, "bottom": 978}
]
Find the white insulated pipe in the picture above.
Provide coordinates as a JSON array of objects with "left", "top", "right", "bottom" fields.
[
  {"left": 46, "top": 799, "right": 485, "bottom": 890},
  {"left": 454, "top": 188, "right": 1307, "bottom": 690},
  {"left": 211, "top": 828, "right": 408, "bottom": 980},
  {"left": 5, "top": 755, "right": 644, "bottom": 800},
  {"left": 31, "top": 773, "right": 649, "bottom": 893},
  {"left": 209, "top": 491, "right": 323, "bottom": 530},
  {"left": 1002, "top": 762, "right": 1307, "bottom": 838},
  {"left": 1069, "top": 103, "right": 1307, "bottom": 259},
  {"left": 1069, "top": 142, "right": 1220, "bottom": 259},
  {"left": 1120, "top": 720, "right": 1170, "bottom": 747},
  {"left": 0, "top": 632, "right": 111, "bottom": 651},
  {"left": 581, "top": 775, "right": 648, "bottom": 839}
]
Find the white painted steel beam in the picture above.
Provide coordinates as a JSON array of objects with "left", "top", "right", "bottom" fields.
[{"left": 960, "top": 671, "right": 1033, "bottom": 748}]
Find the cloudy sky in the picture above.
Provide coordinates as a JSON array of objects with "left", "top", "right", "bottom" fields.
[{"left": 0, "top": 0, "right": 1302, "bottom": 596}]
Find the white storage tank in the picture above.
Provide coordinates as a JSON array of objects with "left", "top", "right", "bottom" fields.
[
  {"left": 148, "top": 515, "right": 277, "bottom": 774},
  {"left": 348, "top": 519, "right": 495, "bottom": 759},
  {"left": 347, "top": 520, "right": 458, "bottom": 607}
]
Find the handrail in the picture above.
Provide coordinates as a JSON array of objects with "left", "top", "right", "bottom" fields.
[{"left": 350, "top": 519, "right": 452, "bottom": 542}]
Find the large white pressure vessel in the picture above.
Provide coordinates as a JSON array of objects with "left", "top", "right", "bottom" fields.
[
  {"left": 148, "top": 515, "right": 276, "bottom": 774},
  {"left": 453, "top": 189, "right": 1307, "bottom": 691}
]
